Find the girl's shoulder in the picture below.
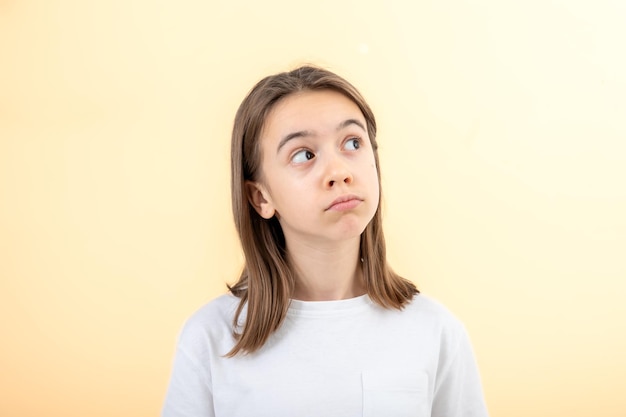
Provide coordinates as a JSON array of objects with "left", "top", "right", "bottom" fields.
[
  {"left": 402, "top": 293, "right": 470, "bottom": 336},
  {"left": 183, "top": 293, "right": 240, "bottom": 328},
  {"left": 174, "top": 293, "right": 241, "bottom": 351},
  {"left": 408, "top": 293, "right": 456, "bottom": 317}
]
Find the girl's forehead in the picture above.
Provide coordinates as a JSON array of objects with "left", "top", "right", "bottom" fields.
[
  {"left": 264, "top": 90, "right": 364, "bottom": 133},
  {"left": 273, "top": 89, "right": 357, "bottom": 111}
]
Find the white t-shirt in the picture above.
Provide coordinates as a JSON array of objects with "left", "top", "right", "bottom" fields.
[{"left": 162, "top": 293, "right": 489, "bottom": 417}]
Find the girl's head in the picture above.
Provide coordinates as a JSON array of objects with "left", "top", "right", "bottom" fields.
[
  {"left": 231, "top": 66, "right": 381, "bottom": 256},
  {"left": 227, "top": 65, "right": 417, "bottom": 356}
]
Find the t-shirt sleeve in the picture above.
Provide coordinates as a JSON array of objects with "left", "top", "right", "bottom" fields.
[
  {"left": 431, "top": 320, "right": 489, "bottom": 417},
  {"left": 162, "top": 319, "right": 215, "bottom": 417}
]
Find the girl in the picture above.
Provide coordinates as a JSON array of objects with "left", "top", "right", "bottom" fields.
[{"left": 163, "top": 66, "right": 489, "bottom": 417}]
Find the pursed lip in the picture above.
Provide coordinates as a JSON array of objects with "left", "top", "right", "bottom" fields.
[{"left": 325, "top": 194, "right": 363, "bottom": 211}]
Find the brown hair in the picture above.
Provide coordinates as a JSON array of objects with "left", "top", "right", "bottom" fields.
[{"left": 227, "top": 65, "right": 418, "bottom": 356}]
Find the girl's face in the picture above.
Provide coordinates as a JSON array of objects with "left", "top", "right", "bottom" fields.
[{"left": 246, "top": 90, "right": 380, "bottom": 247}]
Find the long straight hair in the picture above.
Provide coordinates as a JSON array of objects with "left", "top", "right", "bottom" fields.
[{"left": 227, "top": 65, "right": 418, "bottom": 356}]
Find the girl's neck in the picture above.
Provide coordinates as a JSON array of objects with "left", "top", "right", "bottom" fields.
[{"left": 286, "top": 237, "right": 365, "bottom": 301}]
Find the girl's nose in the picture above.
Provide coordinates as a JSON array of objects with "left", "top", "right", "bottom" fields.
[{"left": 324, "top": 157, "right": 353, "bottom": 188}]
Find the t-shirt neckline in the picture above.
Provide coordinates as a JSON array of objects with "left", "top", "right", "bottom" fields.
[{"left": 287, "top": 294, "right": 372, "bottom": 317}]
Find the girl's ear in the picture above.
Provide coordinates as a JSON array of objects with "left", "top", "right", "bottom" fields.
[{"left": 245, "top": 181, "right": 276, "bottom": 219}]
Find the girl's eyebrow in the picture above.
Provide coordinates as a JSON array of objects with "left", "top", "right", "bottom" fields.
[
  {"left": 276, "top": 129, "right": 314, "bottom": 154},
  {"left": 276, "top": 118, "right": 366, "bottom": 154},
  {"left": 337, "top": 118, "right": 366, "bottom": 133}
]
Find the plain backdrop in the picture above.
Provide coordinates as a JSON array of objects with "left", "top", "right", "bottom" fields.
[{"left": 1, "top": 1, "right": 625, "bottom": 416}]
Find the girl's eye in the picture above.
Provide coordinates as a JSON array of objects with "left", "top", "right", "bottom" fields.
[
  {"left": 292, "top": 149, "right": 315, "bottom": 164},
  {"left": 344, "top": 137, "right": 361, "bottom": 151}
]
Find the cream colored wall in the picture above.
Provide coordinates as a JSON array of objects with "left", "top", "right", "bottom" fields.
[{"left": 1, "top": 1, "right": 625, "bottom": 416}]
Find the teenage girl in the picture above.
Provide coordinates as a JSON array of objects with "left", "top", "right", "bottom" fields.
[{"left": 163, "top": 66, "right": 489, "bottom": 417}]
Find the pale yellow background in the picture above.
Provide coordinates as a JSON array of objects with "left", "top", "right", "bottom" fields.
[{"left": 1, "top": 0, "right": 625, "bottom": 416}]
